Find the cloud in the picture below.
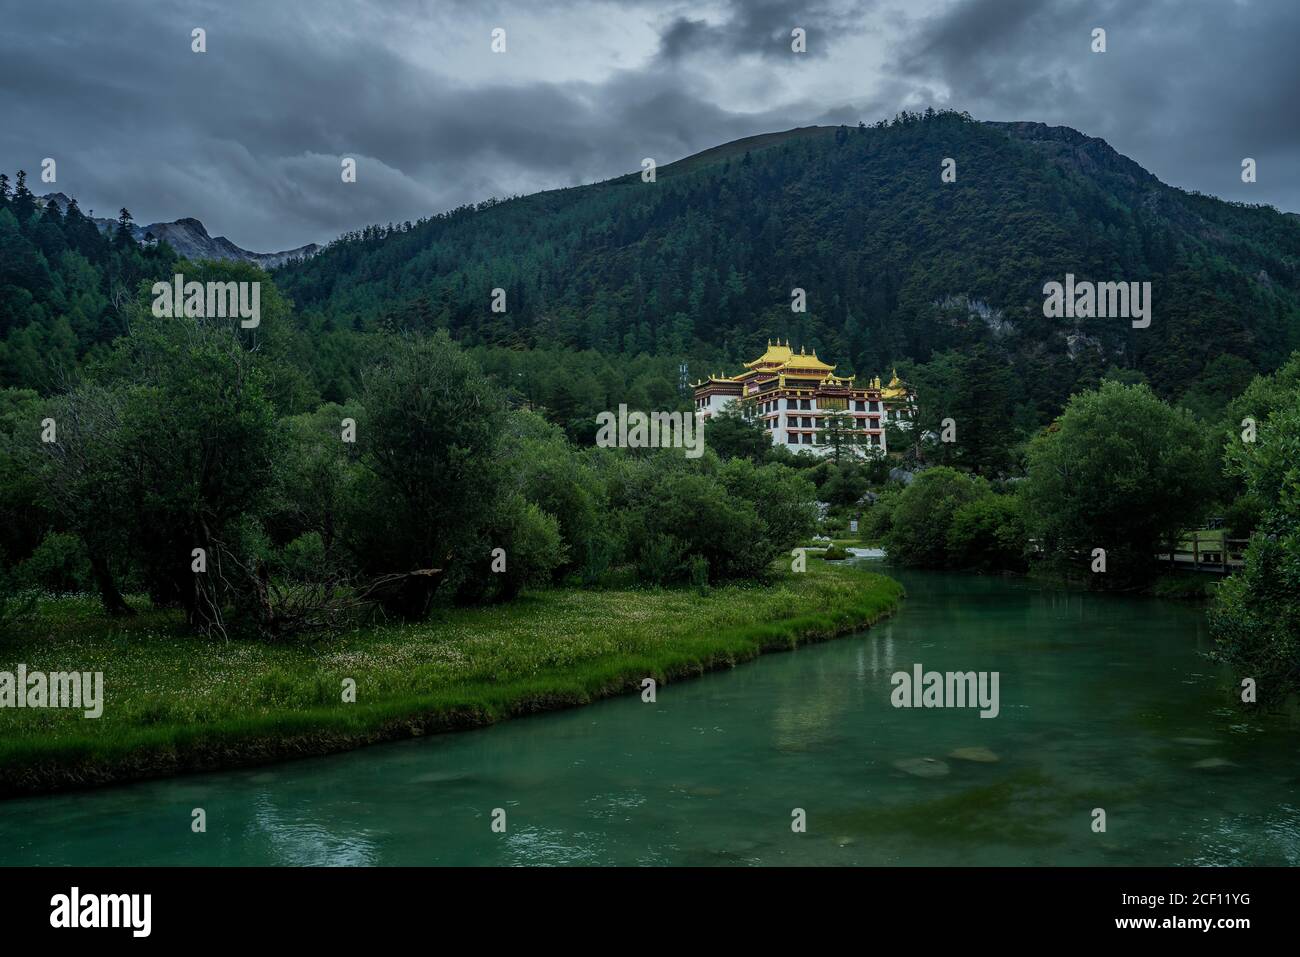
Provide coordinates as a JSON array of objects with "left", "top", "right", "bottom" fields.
[{"left": 891, "top": 0, "right": 1300, "bottom": 210}]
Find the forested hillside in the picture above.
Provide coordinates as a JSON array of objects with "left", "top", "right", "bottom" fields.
[
  {"left": 5, "top": 110, "right": 1300, "bottom": 429},
  {"left": 275, "top": 109, "right": 1300, "bottom": 418},
  {"left": 0, "top": 172, "right": 177, "bottom": 390}
]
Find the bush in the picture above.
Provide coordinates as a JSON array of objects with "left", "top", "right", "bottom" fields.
[
  {"left": 17, "top": 531, "right": 92, "bottom": 593},
  {"left": 862, "top": 488, "right": 900, "bottom": 543},
  {"left": 642, "top": 470, "right": 768, "bottom": 582},
  {"left": 1209, "top": 525, "right": 1300, "bottom": 702},
  {"left": 1221, "top": 492, "right": 1263, "bottom": 539},
  {"left": 885, "top": 467, "right": 989, "bottom": 567},
  {"left": 603, "top": 451, "right": 811, "bottom": 586},
  {"left": 455, "top": 495, "right": 565, "bottom": 603},
  {"left": 0, "top": 547, "right": 34, "bottom": 635},
  {"left": 498, "top": 498, "right": 565, "bottom": 600},
  {"left": 278, "top": 532, "right": 327, "bottom": 582},
  {"left": 717, "top": 457, "right": 818, "bottom": 561},
  {"left": 947, "top": 495, "right": 1028, "bottom": 572},
  {"left": 815, "top": 460, "right": 872, "bottom": 507},
  {"left": 504, "top": 411, "right": 608, "bottom": 583},
  {"left": 687, "top": 555, "right": 710, "bottom": 593},
  {"left": 636, "top": 532, "right": 687, "bottom": 585}
]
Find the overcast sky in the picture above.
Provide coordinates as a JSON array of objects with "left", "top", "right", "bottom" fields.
[{"left": 3, "top": 0, "right": 1296, "bottom": 252}]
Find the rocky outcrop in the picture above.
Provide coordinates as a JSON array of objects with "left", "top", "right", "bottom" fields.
[{"left": 38, "top": 193, "right": 319, "bottom": 268}]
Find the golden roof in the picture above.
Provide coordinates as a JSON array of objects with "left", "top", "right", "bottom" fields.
[
  {"left": 881, "top": 367, "right": 908, "bottom": 399},
  {"left": 743, "top": 339, "right": 836, "bottom": 373},
  {"left": 689, "top": 373, "right": 742, "bottom": 388},
  {"left": 691, "top": 344, "right": 913, "bottom": 396}
]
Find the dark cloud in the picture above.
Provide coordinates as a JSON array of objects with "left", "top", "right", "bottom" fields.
[
  {"left": 657, "top": 0, "right": 871, "bottom": 61},
  {"left": 0, "top": 0, "right": 1294, "bottom": 253},
  {"left": 893, "top": 0, "right": 1300, "bottom": 211}
]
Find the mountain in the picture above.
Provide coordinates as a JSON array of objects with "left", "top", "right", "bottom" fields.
[
  {"left": 37, "top": 193, "right": 319, "bottom": 268},
  {"left": 274, "top": 110, "right": 1300, "bottom": 414}
]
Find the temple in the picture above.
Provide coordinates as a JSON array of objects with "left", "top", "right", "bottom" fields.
[{"left": 692, "top": 341, "right": 913, "bottom": 457}]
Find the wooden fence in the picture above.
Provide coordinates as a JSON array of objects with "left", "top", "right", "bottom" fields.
[
  {"left": 1161, "top": 531, "right": 1249, "bottom": 574},
  {"left": 1027, "top": 531, "right": 1249, "bottom": 575}
]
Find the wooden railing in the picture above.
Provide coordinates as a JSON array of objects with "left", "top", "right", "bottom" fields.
[
  {"left": 1025, "top": 533, "right": 1249, "bottom": 575},
  {"left": 1161, "top": 532, "right": 1249, "bottom": 574}
]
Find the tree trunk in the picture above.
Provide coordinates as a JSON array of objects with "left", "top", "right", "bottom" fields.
[{"left": 89, "top": 550, "right": 134, "bottom": 617}]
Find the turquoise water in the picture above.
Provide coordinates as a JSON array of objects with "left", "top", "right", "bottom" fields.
[{"left": 2, "top": 566, "right": 1297, "bottom": 866}]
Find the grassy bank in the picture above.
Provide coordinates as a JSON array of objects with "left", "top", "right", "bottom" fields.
[{"left": 0, "top": 563, "right": 902, "bottom": 797}]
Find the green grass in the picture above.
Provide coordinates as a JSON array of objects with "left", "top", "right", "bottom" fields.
[{"left": 0, "top": 563, "right": 902, "bottom": 796}]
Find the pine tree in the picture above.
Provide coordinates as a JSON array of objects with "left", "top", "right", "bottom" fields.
[
  {"left": 41, "top": 196, "right": 63, "bottom": 226},
  {"left": 114, "top": 207, "right": 135, "bottom": 248},
  {"left": 12, "top": 170, "right": 35, "bottom": 222}
]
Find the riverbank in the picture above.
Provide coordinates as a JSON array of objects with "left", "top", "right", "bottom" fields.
[
  {"left": 0, "top": 563, "right": 902, "bottom": 797},
  {"left": 1022, "top": 562, "right": 1218, "bottom": 601}
]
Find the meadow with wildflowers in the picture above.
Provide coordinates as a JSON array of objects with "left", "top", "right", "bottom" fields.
[{"left": 0, "top": 562, "right": 901, "bottom": 795}]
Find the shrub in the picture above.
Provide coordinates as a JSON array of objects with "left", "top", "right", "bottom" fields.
[
  {"left": 17, "top": 531, "right": 92, "bottom": 593},
  {"left": 643, "top": 470, "right": 770, "bottom": 582},
  {"left": 947, "top": 495, "right": 1028, "bottom": 571},
  {"left": 279, "top": 532, "right": 327, "bottom": 582},
  {"left": 885, "top": 467, "right": 989, "bottom": 567},
  {"left": 687, "top": 554, "right": 710, "bottom": 593},
  {"left": 862, "top": 488, "right": 900, "bottom": 543},
  {"left": 0, "top": 547, "right": 34, "bottom": 635},
  {"left": 504, "top": 411, "right": 608, "bottom": 583},
  {"left": 457, "top": 495, "right": 565, "bottom": 603},
  {"left": 717, "top": 457, "right": 818, "bottom": 561},
  {"left": 636, "top": 532, "right": 687, "bottom": 585}
]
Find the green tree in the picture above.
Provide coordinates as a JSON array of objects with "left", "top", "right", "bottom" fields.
[
  {"left": 1023, "top": 381, "right": 1209, "bottom": 586},
  {"left": 114, "top": 208, "right": 135, "bottom": 248},
  {"left": 455, "top": 493, "right": 565, "bottom": 603},
  {"left": 112, "top": 314, "right": 280, "bottom": 629},
  {"left": 817, "top": 410, "right": 869, "bottom": 463},
  {"left": 885, "top": 467, "right": 989, "bottom": 567},
  {"left": 906, "top": 347, "right": 1018, "bottom": 475},
  {"left": 1209, "top": 353, "right": 1300, "bottom": 700},
  {"left": 703, "top": 402, "right": 770, "bottom": 461},
  {"left": 38, "top": 382, "right": 136, "bottom": 616},
  {"left": 500, "top": 411, "right": 610, "bottom": 583},
  {"left": 346, "top": 331, "right": 507, "bottom": 618},
  {"left": 947, "top": 494, "right": 1028, "bottom": 571}
]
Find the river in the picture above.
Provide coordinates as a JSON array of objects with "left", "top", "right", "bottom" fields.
[{"left": 2, "top": 565, "right": 1297, "bottom": 865}]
